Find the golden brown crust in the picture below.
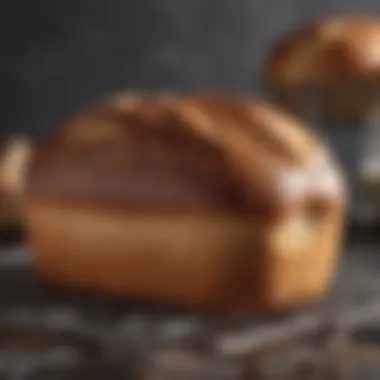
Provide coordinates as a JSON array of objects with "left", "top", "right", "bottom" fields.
[
  {"left": 26, "top": 92, "right": 344, "bottom": 219},
  {"left": 25, "top": 92, "right": 347, "bottom": 311},
  {"left": 265, "top": 14, "right": 380, "bottom": 86}
]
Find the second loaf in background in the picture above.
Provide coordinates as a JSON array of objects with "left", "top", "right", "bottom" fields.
[{"left": 264, "top": 14, "right": 380, "bottom": 122}]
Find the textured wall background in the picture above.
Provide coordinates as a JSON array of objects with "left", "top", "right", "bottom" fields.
[{"left": 1, "top": 0, "right": 380, "bottom": 138}]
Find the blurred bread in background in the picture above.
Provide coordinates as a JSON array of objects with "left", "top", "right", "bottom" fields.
[
  {"left": 263, "top": 14, "right": 380, "bottom": 122},
  {"left": 0, "top": 137, "right": 32, "bottom": 241}
]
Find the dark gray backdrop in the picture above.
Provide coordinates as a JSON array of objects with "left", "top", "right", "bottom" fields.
[{"left": 2, "top": 0, "right": 380, "bottom": 138}]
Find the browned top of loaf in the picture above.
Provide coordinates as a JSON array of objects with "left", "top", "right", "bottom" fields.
[
  {"left": 26, "top": 93, "right": 344, "bottom": 217},
  {"left": 264, "top": 14, "right": 380, "bottom": 86}
]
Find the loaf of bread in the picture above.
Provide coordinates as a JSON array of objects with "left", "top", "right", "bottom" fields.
[
  {"left": 263, "top": 14, "right": 380, "bottom": 121},
  {"left": 0, "top": 137, "right": 32, "bottom": 240},
  {"left": 25, "top": 93, "right": 347, "bottom": 311}
]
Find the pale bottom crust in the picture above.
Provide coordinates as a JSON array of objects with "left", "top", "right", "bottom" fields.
[
  {"left": 271, "top": 84, "right": 379, "bottom": 122},
  {"left": 26, "top": 203, "right": 343, "bottom": 311}
]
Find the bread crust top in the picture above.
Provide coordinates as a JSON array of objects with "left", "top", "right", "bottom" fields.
[{"left": 26, "top": 93, "right": 345, "bottom": 217}]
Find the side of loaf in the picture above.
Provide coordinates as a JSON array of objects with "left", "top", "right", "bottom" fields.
[{"left": 25, "top": 93, "right": 347, "bottom": 311}]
